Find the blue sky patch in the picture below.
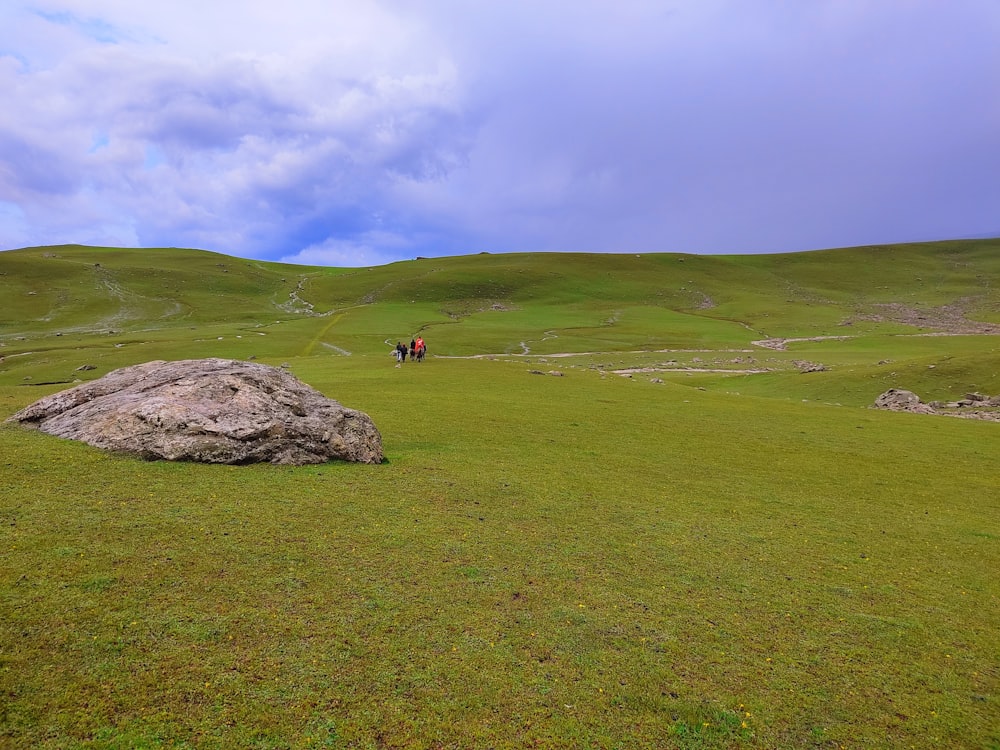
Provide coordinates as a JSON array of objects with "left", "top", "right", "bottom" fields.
[
  {"left": 33, "top": 10, "right": 127, "bottom": 44},
  {"left": 89, "top": 133, "right": 110, "bottom": 153}
]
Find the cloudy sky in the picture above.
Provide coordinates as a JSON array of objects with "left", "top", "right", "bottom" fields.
[{"left": 1, "top": 1, "right": 998, "bottom": 266}]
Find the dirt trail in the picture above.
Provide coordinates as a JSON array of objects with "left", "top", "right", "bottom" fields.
[
  {"left": 439, "top": 347, "right": 755, "bottom": 360},
  {"left": 752, "top": 335, "right": 852, "bottom": 350},
  {"left": 275, "top": 275, "right": 336, "bottom": 317},
  {"left": 612, "top": 366, "right": 769, "bottom": 375}
]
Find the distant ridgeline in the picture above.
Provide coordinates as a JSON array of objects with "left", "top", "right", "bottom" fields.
[
  {"left": 1, "top": 239, "right": 999, "bottom": 405},
  {"left": 2, "top": 239, "right": 999, "bottom": 338}
]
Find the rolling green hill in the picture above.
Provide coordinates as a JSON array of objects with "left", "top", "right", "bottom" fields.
[
  {"left": 1, "top": 241, "right": 998, "bottom": 749},
  {"left": 2, "top": 240, "right": 999, "bottom": 402}
]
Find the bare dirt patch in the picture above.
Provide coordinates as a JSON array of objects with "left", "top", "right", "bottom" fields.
[{"left": 752, "top": 336, "right": 852, "bottom": 351}]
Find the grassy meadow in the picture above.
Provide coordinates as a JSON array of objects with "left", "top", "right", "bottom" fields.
[{"left": 1, "top": 242, "right": 999, "bottom": 749}]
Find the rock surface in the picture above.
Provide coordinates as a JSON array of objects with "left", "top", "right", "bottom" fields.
[
  {"left": 873, "top": 388, "right": 932, "bottom": 413},
  {"left": 6, "top": 358, "right": 384, "bottom": 465}
]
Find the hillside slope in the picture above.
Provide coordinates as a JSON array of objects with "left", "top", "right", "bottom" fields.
[
  {"left": 3, "top": 239, "right": 999, "bottom": 337},
  {"left": 2, "top": 240, "right": 999, "bottom": 403},
  {"left": 2, "top": 241, "right": 999, "bottom": 748}
]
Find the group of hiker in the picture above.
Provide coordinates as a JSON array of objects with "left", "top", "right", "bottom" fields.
[{"left": 393, "top": 336, "right": 426, "bottom": 365}]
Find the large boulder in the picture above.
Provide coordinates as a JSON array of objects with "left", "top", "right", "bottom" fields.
[{"left": 6, "top": 358, "right": 383, "bottom": 465}]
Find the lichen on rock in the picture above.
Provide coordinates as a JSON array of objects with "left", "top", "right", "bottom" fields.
[{"left": 6, "top": 358, "right": 384, "bottom": 465}]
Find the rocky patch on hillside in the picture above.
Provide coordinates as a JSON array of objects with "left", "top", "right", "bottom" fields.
[
  {"left": 873, "top": 388, "right": 1000, "bottom": 421},
  {"left": 6, "top": 358, "right": 384, "bottom": 464},
  {"left": 848, "top": 300, "right": 1000, "bottom": 335}
]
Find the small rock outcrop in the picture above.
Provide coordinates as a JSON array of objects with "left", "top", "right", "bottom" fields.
[
  {"left": 793, "top": 360, "right": 828, "bottom": 373},
  {"left": 873, "top": 389, "right": 933, "bottom": 413},
  {"left": 6, "top": 358, "right": 384, "bottom": 465},
  {"left": 873, "top": 388, "right": 999, "bottom": 421}
]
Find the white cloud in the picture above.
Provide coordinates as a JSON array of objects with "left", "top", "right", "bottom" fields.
[
  {"left": 280, "top": 231, "right": 414, "bottom": 268},
  {"left": 1, "top": 0, "right": 998, "bottom": 261},
  {"left": 0, "top": 1, "right": 471, "bottom": 257}
]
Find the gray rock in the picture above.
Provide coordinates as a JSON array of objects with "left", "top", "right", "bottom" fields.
[
  {"left": 793, "top": 360, "right": 828, "bottom": 373},
  {"left": 6, "top": 358, "right": 383, "bottom": 465},
  {"left": 873, "top": 389, "right": 934, "bottom": 413}
]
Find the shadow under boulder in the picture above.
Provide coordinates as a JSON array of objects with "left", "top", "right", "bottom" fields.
[{"left": 6, "top": 358, "right": 384, "bottom": 465}]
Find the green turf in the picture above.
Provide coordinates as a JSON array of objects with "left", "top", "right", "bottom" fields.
[{"left": 1, "top": 241, "right": 998, "bottom": 748}]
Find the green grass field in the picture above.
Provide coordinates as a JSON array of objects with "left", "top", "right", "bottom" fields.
[{"left": 1, "top": 242, "right": 998, "bottom": 748}]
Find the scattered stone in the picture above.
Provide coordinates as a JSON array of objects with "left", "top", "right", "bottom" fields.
[
  {"left": 75, "top": 364, "right": 97, "bottom": 372},
  {"left": 548, "top": 371, "right": 564, "bottom": 377},
  {"left": 873, "top": 388, "right": 1000, "bottom": 421},
  {"left": 793, "top": 360, "right": 828, "bottom": 373},
  {"left": 650, "top": 378, "right": 664, "bottom": 384},
  {"left": 6, "top": 358, "right": 384, "bottom": 465}
]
